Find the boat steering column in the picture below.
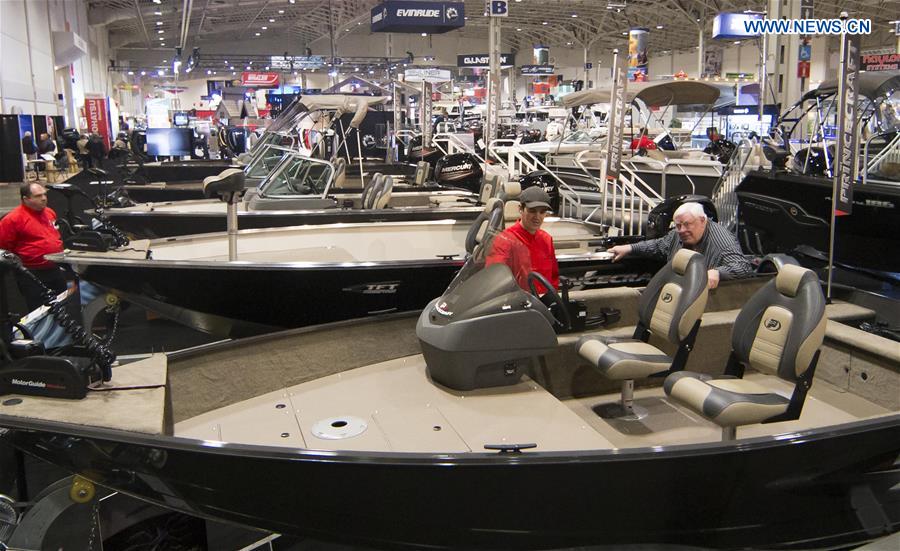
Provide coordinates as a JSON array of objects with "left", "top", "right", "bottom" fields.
[{"left": 203, "top": 169, "right": 246, "bottom": 261}]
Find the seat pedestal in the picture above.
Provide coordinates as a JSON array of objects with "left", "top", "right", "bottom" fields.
[{"left": 593, "top": 380, "right": 649, "bottom": 421}]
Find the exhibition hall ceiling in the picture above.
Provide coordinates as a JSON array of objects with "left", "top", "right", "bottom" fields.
[{"left": 90, "top": 0, "right": 899, "bottom": 56}]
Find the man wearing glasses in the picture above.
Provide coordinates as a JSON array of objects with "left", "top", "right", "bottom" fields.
[{"left": 607, "top": 202, "right": 752, "bottom": 289}]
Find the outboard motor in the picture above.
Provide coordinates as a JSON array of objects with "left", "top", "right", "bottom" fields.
[
  {"left": 434, "top": 152, "right": 483, "bottom": 194},
  {"left": 644, "top": 194, "right": 717, "bottom": 239},
  {"left": 518, "top": 171, "right": 560, "bottom": 213},
  {"left": 417, "top": 263, "right": 557, "bottom": 391},
  {"left": 791, "top": 146, "right": 832, "bottom": 177}
]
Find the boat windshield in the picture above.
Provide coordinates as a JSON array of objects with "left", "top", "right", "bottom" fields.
[
  {"left": 259, "top": 156, "right": 334, "bottom": 198},
  {"left": 443, "top": 229, "right": 534, "bottom": 298},
  {"left": 245, "top": 145, "right": 294, "bottom": 180}
]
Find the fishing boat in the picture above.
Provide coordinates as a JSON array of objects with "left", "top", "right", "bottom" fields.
[{"left": 0, "top": 240, "right": 896, "bottom": 549}]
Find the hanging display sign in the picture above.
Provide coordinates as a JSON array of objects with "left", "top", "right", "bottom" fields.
[
  {"left": 270, "top": 55, "right": 327, "bottom": 70},
  {"left": 703, "top": 48, "right": 723, "bottom": 77},
  {"left": 712, "top": 13, "right": 764, "bottom": 39},
  {"left": 605, "top": 65, "right": 627, "bottom": 183},
  {"left": 84, "top": 97, "right": 110, "bottom": 149},
  {"left": 520, "top": 65, "right": 555, "bottom": 75},
  {"left": 371, "top": 1, "right": 464, "bottom": 34},
  {"left": 404, "top": 68, "right": 452, "bottom": 83},
  {"left": 627, "top": 29, "right": 648, "bottom": 81},
  {"left": 798, "top": 44, "right": 812, "bottom": 61},
  {"left": 834, "top": 34, "right": 860, "bottom": 216},
  {"left": 797, "top": 61, "right": 810, "bottom": 78},
  {"left": 241, "top": 72, "right": 280, "bottom": 87},
  {"left": 457, "top": 53, "right": 514, "bottom": 68},
  {"left": 489, "top": 0, "right": 508, "bottom": 17},
  {"left": 860, "top": 53, "right": 900, "bottom": 72}
]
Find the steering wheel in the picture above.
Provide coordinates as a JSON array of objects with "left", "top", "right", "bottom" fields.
[{"left": 527, "top": 272, "right": 571, "bottom": 331}]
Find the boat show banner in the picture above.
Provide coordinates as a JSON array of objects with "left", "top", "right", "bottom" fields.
[
  {"left": 834, "top": 33, "right": 860, "bottom": 216},
  {"left": 628, "top": 28, "right": 648, "bottom": 81},
  {"left": 371, "top": 1, "right": 464, "bottom": 34},
  {"left": 520, "top": 65, "right": 554, "bottom": 75},
  {"left": 241, "top": 72, "right": 280, "bottom": 87},
  {"left": 84, "top": 98, "right": 110, "bottom": 149},
  {"left": 860, "top": 53, "right": 900, "bottom": 72},
  {"left": 457, "top": 54, "right": 514, "bottom": 68}
]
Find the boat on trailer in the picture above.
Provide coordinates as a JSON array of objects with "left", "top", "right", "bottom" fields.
[{"left": 0, "top": 239, "right": 896, "bottom": 549}]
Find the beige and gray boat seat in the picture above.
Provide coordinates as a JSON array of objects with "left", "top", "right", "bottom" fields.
[
  {"left": 331, "top": 157, "right": 348, "bottom": 189},
  {"left": 361, "top": 173, "right": 393, "bottom": 209},
  {"left": 203, "top": 168, "right": 246, "bottom": 200},
  {"left": 413, "top": 161, "right": 431, "bottom": 186},
  {"left": 501, "top": 181, "right": 523, "bottom": 224},
  {"left": 577, "top": 249, "right": 709, "bottom": 419},
  {"left": 465, "top": 198, "right": 504, "bottom": 255},
  {"left": 360, "top": 173, "right": 384, "bottom": 209},
  {"left": 664, "top": 264, "right": 826, "bottom": 440}
]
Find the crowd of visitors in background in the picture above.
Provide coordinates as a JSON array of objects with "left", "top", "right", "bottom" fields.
[{"left": 21, "top": 128, "right": 133, "bottom": 174}]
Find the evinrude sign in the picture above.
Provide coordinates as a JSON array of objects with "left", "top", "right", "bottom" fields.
[
  {"left": 371, "top": 1, "right": 464, "bottom": 34},
  {"left": 834, "top": 33, "right": 860, "bottom": 216}
]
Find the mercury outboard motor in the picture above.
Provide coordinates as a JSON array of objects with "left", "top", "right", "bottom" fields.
[
  {"left": 518, "top": 171, "right": 560, "bottom": 213},
  {"left": 644, "top": 194, "right": 718, "bottom": 239},
  {"left": 791, "top": 146, "right": 832, "bottom": 177},
  {"left": 417, "top": 263, "right": 557, "bottom": 391},
  {"left": 434, "top": 152, "right": 483, "bottom": 193}
]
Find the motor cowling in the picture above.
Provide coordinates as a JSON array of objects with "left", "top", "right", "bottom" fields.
[
  {"left": 434, "top": 153, "right": 483, "bottom": 193},
  {"left": 518, "top": 171, "right": 560, "bottom": 213},
  {"left": 644, "top": 194, "right": 718, "bottom": 239}
]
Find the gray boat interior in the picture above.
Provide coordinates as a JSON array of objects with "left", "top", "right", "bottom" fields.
[{"left": 2, "top": 274, "right": 896, "bottom": 456}]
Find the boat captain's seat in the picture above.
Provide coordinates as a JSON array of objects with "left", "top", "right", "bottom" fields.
[
  {"left": 370, "top": 175, "right": 393, "bottom": 209},
  {"left": 664, "top": 265, "right": 826, "bottom": 441},
  {"left": 331, "top": 158, "right": 347, "bottom": 189},
  {"left": 203, "top": 168, "right": 246, "bottom": 201},
  {"left": 413, "top": 161, "right": 431, "bottom": 186},
  {"left": 577, "top": 249, "right": 709, "bottom": 420},
  {"left": 501, "top": 181, "right": 522, "bottom": 224},
  {"left": 361, "top": 173, "right": 384, "bottom": 209},
  {"left": 465, "top": 197, "right": 503, "bottom": 255}
]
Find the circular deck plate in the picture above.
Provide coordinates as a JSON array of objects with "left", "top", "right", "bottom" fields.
[{"left": 311, "top": 416, "right": 368, "bottom": 440}]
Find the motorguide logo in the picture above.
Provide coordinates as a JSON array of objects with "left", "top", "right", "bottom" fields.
[{"left": 12, "top": 378, "right": 46, "bottom": 388}]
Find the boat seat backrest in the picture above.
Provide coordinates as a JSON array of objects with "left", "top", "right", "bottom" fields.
[
  {"left": 731, "top": 265, "right": 826, "bottom": 381},
  {"left": 203, "top": 168, "right": 246, "bottom": 199},
  {"left": 361, "top": 173, "right": 384, "bottom": 209},
  {"left": 465, "top": 198, "right": 504, "bottom": 254},
  {"left": 479, "top": 174, "right": 498, "bottom": 204},
  {"left": 501, "top": 181, "right": 522, "bottom": 223},
  {"left": 414, "top": 161, "right": 430, "bottom": 186},
  {"left": 371, "top": 175, "right": 393, "bottom": 209},
  {"left": 332, "top": 158, "right": 347, "bottom": 189},
  {"left": 637, "top": 249, "right": 709, "bottom": 345}
]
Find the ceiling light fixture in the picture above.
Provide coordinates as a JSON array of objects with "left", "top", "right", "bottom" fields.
[
  {"left": 156, "top": 21, "right": 163, "bottom": 26},
  {"left": 261, "top": 26, "right": 267, "bottom": 30},
  {"left": 140, "top": 71, "right": 146, "bottom": 76},
  {"left": 571, "top": 13, "right": 578, "bottom": 18},
  {"left": 542, "top": 21, "right": 548, "bottom": 25},
  {"left": 516, "top": 27, "right": 522, "bottom": 31},
  {"left": 278, "top": 9, "right": 284, "bottom": 14},
  {"left": 255, "top": 32, "right": 260, "bottom": 36},
  {"left": 656, "top": 25, "right": 663, "bottom": 29},
  {"left": 269, "top": 18, "right": 275, "bottom": 22},
  {"left": 154, "top": 11, "right": 162, "bottom": 15},
  {"left": 157, "top": 30, "right": 164, "bottom": 34},
  {"left": 158, "top": 36, "right": 164, "bottom": 40}
]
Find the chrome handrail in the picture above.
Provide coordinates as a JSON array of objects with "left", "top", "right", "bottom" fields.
[{"left": 862, "top": 130, "right": 900, "bottom": 185}]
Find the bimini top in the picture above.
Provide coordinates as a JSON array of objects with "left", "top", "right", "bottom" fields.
[
  {"left": 562, "top": 80, "right": 722, "bottom": 109},
  {"left": 801, "top": 70, "right": 900, "bottom": 102}
]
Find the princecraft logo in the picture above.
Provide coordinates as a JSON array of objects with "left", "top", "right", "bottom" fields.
[
  {"left": 397, "top": 8, "right": 440, "bottom": 17},
  {"left": 343, "top": 282, "right": 401, "bottom": 295},
  {"left": 765, "top": 319, "right": 782, "bottom": 331},
  {"left": 662, "top": 293, "right": 673, "bottom": 303}
]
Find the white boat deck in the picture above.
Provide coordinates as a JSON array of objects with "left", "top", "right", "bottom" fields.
[{"left": 174, "top": 354, "right": 890, "bottom": 454}]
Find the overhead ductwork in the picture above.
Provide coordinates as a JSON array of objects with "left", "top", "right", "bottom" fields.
[
  {"left": 88, "top": 10, "right": 135, "bottom": 27},
  {"left": 109, "top": 33, "right": 143, "bottom": 49}
]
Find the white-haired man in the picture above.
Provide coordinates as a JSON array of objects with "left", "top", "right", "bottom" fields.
[{"left": 607, "top": 202, "right": 752, "bottom": 289}]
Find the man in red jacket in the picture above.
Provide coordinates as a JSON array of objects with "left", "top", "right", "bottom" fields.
[
  {"left": 485, "top": 186, "right": 559, "bottom": 294},
  {"left": 0, "top": 183, "right": 66, "bottom": 311}
]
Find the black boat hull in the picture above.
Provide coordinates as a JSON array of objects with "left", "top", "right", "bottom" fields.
[
  {"left": 2, "top": 414, "right": 897, "bottom": 549},
  {"left": 71, "top": 256, "right": 661, "bottom": 336}
]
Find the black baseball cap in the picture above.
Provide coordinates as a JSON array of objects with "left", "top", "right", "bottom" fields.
[{"left": 519, "top": 186, "right": 552, "bottom": 210}]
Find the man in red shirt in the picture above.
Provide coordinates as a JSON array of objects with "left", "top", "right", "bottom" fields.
[
  {"left": 0, "top": 183, "right": 66, "bottom": 311},
  {"left": 485, "top": 186, "right": 559, "bottom": 294}
]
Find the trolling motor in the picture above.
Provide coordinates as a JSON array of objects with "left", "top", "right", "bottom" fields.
[
  {"left": 49, "top": 180, "right": 131, "bottom": 252},
  {"left": 0, "top": 252, "right": 114, "bottom": 399}
]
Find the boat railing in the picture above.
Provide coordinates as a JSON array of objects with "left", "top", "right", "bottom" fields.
[
  {"left": 604, "top": 161, "right": 665, "bottom": 236},
  {"left": 862, "top": 130, "right": 900, "bottom": 185},
  {"left": 710, "top": 140, "right": 755, "bottom": 234},
  {"left": 485, "top": 138, "right": 517, "bottom": 175},
  {"left": 431, "top": 132, "right": 477, "bottom": 156}
]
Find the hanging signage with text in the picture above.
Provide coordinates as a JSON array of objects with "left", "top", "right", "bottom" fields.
[
  {"left": 834, "top": 34, "right": 860, "bottom": 216},
  {"left": 84, "top": 98, "right": 110, "bottom": 149},
  {"left": 520, "top": 65, "right": 555, "bottom": 75},
  {"left": 241, "top": 72, "right": 280, "bottom": 87},
  {"left": 371, "top": 1, "right": 464, "bottom": 34},
  {"left": 270, "top": 55, "right": 327, "bottom": 70},
  {"left": 457, "top": 53, "right": 514, "bottom": 68},
  {"left": 488, "top": 0, "right": 508, "bottom": 17},
  {"left": 860, "top": 53, "right": 900, "bottom": 71}
]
